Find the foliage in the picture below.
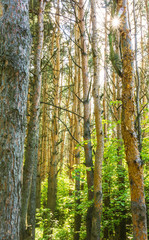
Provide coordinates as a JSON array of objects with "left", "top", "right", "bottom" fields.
[{"left": 35, "top": 116, "right": 149, "bottom": 239}]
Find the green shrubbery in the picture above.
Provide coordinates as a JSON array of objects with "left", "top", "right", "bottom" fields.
[{"left": 35, "top": 118, "right": 149, "bottom": 239}]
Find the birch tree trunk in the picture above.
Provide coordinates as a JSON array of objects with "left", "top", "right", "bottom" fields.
[
  {"left": 91, "top": 0, "right": 104, "bottom": 239},
  {"left": 0, "top": 1, "right": 31, "bottom": 239},
  {"left": 118, "top": 0, "right": 148, "bottom": 239}
]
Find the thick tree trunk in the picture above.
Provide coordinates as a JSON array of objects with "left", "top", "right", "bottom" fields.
[
  {"left": 0, "top": 1, "right": 31, "bottom": 239},
  {"left": 20, "top": 1, "right": 45, "bottom": 238},
  {"left": 91, "top": 0, "right": 104, "bottom": 239},
  {"left": 118, "top": 0, "right": 148, "bottom": 239},
  {"left": 78, "top": 1, "right": 94, "bottom": 239}
]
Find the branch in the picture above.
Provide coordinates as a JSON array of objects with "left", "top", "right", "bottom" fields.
[
  {"left": 56, "top": 116, "right": 83, "bottom": 146},
  {"left": 41, "top": 48, "right": 58, "bottom": 72},
  {"left": 41, "top": 101, "right": 84, "bottom": 119},
  {"left": 72, "top": 90, "right": 84, "bottom": 103},
  {"left": 68, "top": 48, "right": 82, "bottom": 69}
]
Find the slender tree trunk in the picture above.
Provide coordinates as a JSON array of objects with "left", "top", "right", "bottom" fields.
[
  {"left": 73, "top": 90, "right": 81, "bottom": 240},
  {"left": 27, "top": 148, "right": 38, "bottom": 240},
  {"left": 145, "top": 0, "right": 149, "bottom": 62},
  {"left": 78, "top": 1, "right": 94, "bottom": 239},
  {"left": 0, "top": 1, "right": 31, "bottom": 239},
  {"left": 41, "top": 75, "right": 48, "bottom": 179},
  {"left": 47, "top": 0, "right": 60, "bottom": 213},
  {"left": 91, "top": 0, "right": 104, "bottom": 239},
  {"left": 133, "top": 0, "right": 142, "bottom": 153},
  {"left": 36, "top": 145, "right": 42, "bottom": 209},
  {"left": 74, "top": 22, "right": 81, "bottom": 240},
  {"left": 140, "top": 14, "right": 146, "bottom": 109},
  {"left": 118, "top": 1, "right": 148, "bottom": 239},
  {"left": 116, "top": 76, "right": 126, "bottom": 240},
  {"left": 20, "top": 1, "right": 45, "bottom": 238},
  {"left": 68, "top": 42, "right": 75, "bottom": 190},
  {"left": 103, "top": 7, "right": 111, "bottom": 239}
]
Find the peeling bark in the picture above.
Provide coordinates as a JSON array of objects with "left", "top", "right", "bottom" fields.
[{"left": 117, "top": 0, "right": 148, "bottom": 239}]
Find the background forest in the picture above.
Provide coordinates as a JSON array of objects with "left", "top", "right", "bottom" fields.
[{"left": 0, "top": 0, "right": 149, "bottom": 240}]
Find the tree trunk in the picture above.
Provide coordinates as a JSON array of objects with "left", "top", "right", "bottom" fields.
[
  {"left": 74, "top": 21, "right": 81, "bottom": 240},
  {"left": 47, "top": 0, "right": 60, "bottom": 213},
  {"left": 27, "top": 148, "right": 38, "bottom": 240},
  {"left": 133, "top": 0, "right": 142, "bottom": 153},
  {"left": 116, "top": 75, "right": 126, "bottom": 240},
  {"left": 103, "top": 7, "right": 111, "bottom": 239},
  {"left": 78, "top": 1, "right": 94, "bottom": 239},
  {"left": 20, "top": 1, "right": 45, "bottom": 238},
  {"left": 0, "top": 1, "right": 31, "bottom": 239},
  {"left": 91, "top": 0, "right": 104, "bottom": 239},
  {"left": 145, "top": 0, "right": 149, "bottom": 62},
  {"left": 36, "top": 145, "right": 42, "bottom": 209},
  {"left": 118, "top": 0, "right": 148, "bottom": 239}
]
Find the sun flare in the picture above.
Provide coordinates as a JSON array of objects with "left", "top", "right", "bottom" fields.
[{"left": 112, "top": 16, "right": 120, "bottom": 29}]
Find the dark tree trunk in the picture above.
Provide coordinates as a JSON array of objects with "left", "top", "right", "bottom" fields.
[
  {"left": 116, "top": 76, "right": 126, "bottom": 240},
  {"left": 27, "top": 147, "right": 38, "bottom": 240},
  {"left": 20, "top": 1, "right": 45, "bottom": 238},
  {"left": 0, "top": 1, "right": 31, "bottom": 239},
  {"left": 78, "top": 0, "right": 94, "bottom": 239}
]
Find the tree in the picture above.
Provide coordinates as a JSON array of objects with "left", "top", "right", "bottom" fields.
[
  {"left": 117, "top": 0, "right": 148, "bottom": 239},
  {"left": 47, "top": 0, "right": 60, "bottom": 214},
  {"left": 74, "top": 19, "right": 82, "bottom": 240},
  {"left": 0, "top": 1, "right": 31, "bottom": 239},
  {"left": 20, "top": 1, "right": 46, "bottom": 238},
  {"left": 91, "top": 0, "right": 104, "bottom": 239},
  {"left": 78, "top": 0, "right": 94, "bottom": 239},
  {"left": 145, "top": 0, "right": 149, "bottom": 63}
]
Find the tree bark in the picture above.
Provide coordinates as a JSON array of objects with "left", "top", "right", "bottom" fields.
[
  {"left": 78, "top": 1, "right": 94, "bottom": 239},
  {"left": 20, "top": 1, "right": 45, "bottom": 238},
  {"left": 103, "top": 7, "right": 111, "bottom": 239},
  {"left": 145, "top": 0, "right": 149, "bottom": 62},
  {"left": 91, "top": 0, "right": 104, "bottom": 239},
  {"left": 74, "top": 20, "right": 81, "bottom": 240},
  {"left": 133, "top": 0, "right": 142, "bottom": 153},
  {"left": 118, "top": 0, "right": 148, "bottom": 239},
  {"left": 0, "top": 1, "right": 31, "bottom": 239},
  {"left": 27, "top": 148, "right": 38, "bottom": 240},
  {"left": 47, "top": 0, "right": 60, "bottom": 213},
  {"left": 116, "top": 75, "right": 126, "bottom": 240}
]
